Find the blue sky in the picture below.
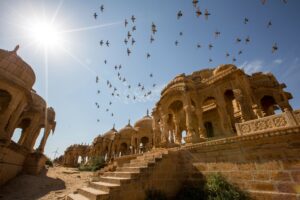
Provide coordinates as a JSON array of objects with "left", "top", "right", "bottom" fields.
[{"left": 0, "top": 0, "right": 300, "bottom": 158}]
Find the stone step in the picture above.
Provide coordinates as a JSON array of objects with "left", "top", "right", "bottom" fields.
[
  {"left": 99, "top": 176, "right": 131, "bottom": 185},
  {"left": 103, "top": 171, "right": 140, "bottom": 179},
  {"left": 67, "top": 193, "right": 90, "bottom": 200},
  {"left": 130, "top": 158, "right": 156, "bottom": 164},
  {"left": 89, "top": 181, "right": 120, "bottom": 193},
  {"left": 78, "top": 187, "right": 109, "bottom": 200},
  {"left": 117, "top": 166, "right": 147, "bottom": 173},
  {"left": 123, "top": 161, "right": 155, "bottom": 168}
]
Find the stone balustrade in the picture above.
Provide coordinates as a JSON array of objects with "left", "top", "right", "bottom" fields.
[{"left": 235, "top": 109, "right": 300, "bottom": 136}]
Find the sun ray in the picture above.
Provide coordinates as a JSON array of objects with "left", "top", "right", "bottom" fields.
[
  {"left": 51, "top": 0, "right": 65, "bottom": 25},
  {"left": 59, "top": 21, "right": 122, "bottom": 34},
  {"left": 59, "top": 45, "right": 97, "bottom": 75}
]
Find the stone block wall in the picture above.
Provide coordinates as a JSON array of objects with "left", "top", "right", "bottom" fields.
[
  {"left": 181, "top": 128, "right": 300, "bottom": 199},
  {"left": 109, "top": 151, "right": 185, "bottom": 200},
  {"left": 0, "top": 143, "right": 27, "bottom": 185}
]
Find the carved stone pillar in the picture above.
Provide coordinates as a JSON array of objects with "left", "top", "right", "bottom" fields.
[
  {"left": 195, "top": 109, "right": 207, "bottom": 140},
  {"left": 183, "top": 104, "right": 200, "bottom": 144},
  {"left": 0, "top": 93, "right": 24, "bottom": 142},
  {"left": 173, "top": 113, "right": 182, "bottom": 144},
  {"left": 152, "top": 110, "right": 161, "bottom": 147},
  {"left": 160, "top": 114, "right": 169, "bottom": 145},
  {"left": 233, "top": 89, "right": 255, "bottom": 122},
  {"left": 37, "top": 124, "right": 53, "bottom": 153}
]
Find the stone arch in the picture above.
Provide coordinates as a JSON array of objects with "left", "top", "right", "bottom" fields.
[
  {"left": 201, "top": 97, "right": 222, "bottom": 137},
  {"left": 260, "top": 95, "right": 280, "bottom": 116},
  {"left": 0, "top": 89, "right": 12, "bottom": 114},
  {"left": 13, "top": 118, "right": 31, "bottom": 144},
  {"left": 119, "top": 142, "right": 128, "bottom": 156},
  {"left": 140, "top": 136, "right": 149, "bottom": 151}
]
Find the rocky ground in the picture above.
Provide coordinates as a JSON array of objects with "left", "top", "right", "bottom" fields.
[{"left": 0, "top": 166, "right": 93, "bottom": 200}]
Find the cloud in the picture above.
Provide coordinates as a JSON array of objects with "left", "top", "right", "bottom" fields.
[
  {"left": 273, "top": 59, "right": 283, "bottom": 65},
  {"left": 240, "top": 60, "right": 264, "bottom": 74}
]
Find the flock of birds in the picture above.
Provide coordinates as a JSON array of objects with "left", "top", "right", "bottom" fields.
[{"left": 91, "top": 0, "right": 286, "bottom": 124}]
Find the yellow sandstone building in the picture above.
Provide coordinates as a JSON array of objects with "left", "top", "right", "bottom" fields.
[{"left": 65, "top": 64, "right": 300, "bottom": 200}]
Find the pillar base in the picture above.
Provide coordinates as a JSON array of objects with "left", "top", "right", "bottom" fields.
[
  {"left": 23, "top": 152, "right": 47, "bottom": 175},
  {"left": 184, "top": 134, "right": 205, "bottom": 144}
]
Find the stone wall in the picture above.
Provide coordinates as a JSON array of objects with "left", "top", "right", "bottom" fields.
[
  {"left": 0, "top": 143, "right": 27, "bottom": 185},
  {"left": 182, "top": 127, "right": 300, "bottom": 199}
]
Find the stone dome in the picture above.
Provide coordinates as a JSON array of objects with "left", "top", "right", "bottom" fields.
[
  {"left": 0, "top": 46, "right": 36, "bottom": 90},
  {"left": 134, "top": 114, "right": 153, "bottom": 130},
  {"left": 119, "top": 122, "right": 136, "bottom": 137},
  {"left": 31, "top": 92, "right": 46, "bottom": 110},
  {"left": 213, "top": 64, "right": 236, "bottom": 76},
  {"left": 103, "top": 127, "right": 118, "bottom": 140}
]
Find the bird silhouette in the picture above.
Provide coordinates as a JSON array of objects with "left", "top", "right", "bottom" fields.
[
  {"left": 196, "top": 7, "right": 202, "bottom": 17},
  {"left": 192, "top": 0, "right": 199, "bottom": 7},
  {"left": 93, "top": 13, "right": 98, "bottom": 19},
  {"left": 124, "top": 19, "right": 128, "bottom": 27},
  {"left": 100, "top": 5, "right": 104, "bottom": 12},
  {"left": 204, "top": 9, "right": 211, "bottom": 20},
  {"left": 177, "top": 10, "right": 183, "bottom": 19},
  {"left": 131, "top": 15, "right": 136, "bottom": 23},
  {"left": 244, "top": 17, "right": 249, "bottom": 24},
  {"left": 272, "top": 43, "right": 278, "bottom": 53},
  {"left": 127, "top": 48, "right": 131, "bottom": 56},
  {"left": 267, "top": 20, "right": 272, "bottom": 28},
  {"left": 150, "top": 35, "right": 155, "bottom": 43}
]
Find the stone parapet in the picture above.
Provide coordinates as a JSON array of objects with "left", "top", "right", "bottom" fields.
[{"left": 235, "top": 109, "right": 300, "bottom": 136}]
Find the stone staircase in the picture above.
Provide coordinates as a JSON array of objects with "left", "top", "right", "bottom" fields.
[{"left": 67, "top": 149, "right": 169, "bottom": 200}]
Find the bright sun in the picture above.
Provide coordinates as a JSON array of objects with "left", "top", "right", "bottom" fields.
[{"left": 29, "top": 21, "right": 63, "bottom": 48}]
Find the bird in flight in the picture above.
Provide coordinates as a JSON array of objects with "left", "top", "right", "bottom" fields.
[
  {"left": 127, "top": 31, "right": 132, "bottom": 39},
  {"left": 208, "top": 43, "right": 213, "bottom": 50},
  {"left": 177, "top": 10, "right": 183, "bottom": 19},
  {"left": 236, "top": 37, "right": 241, "bottom": 43},
  {"left": 150, "top": 35, "right": 155, "bottom": 43},
  {"left": 238, "top": 50, "right": 243, "bottom": 55},
  {"left": 214, "top": 31, "right": 221, "bottom": 38},
  {"left": 179, "top": 32, "right": 183, "bottom": 36},
  {"left": 99, "top": 40, "right": 103, "bottom": 46},
  {"left": 100, "top": 5, "right": 104, "bottom": 12},
  {"left": 150, "top": 73, "right": 153, "bottom": 77},
  {"left": 204, "top": 9, "right": 211, "bottom": 20},
  {"left": 106, "top": 40, "right": 110, "bottom": 47},
  {"left": 96, "top": 76, "right": 99, "bottom": 83},
  {"left": 245, "top": 36, "right": 250, "bottom": 44},
  {"left": 151, "top": 23, "right": 157, "bottom": 34},
  {"left": 209, "top": 58, "right": 213, "bottom": 62},
  {"left": 192, "top": 0, "right": 199, "bottom": 7},
  {"left": 196, "top": 7, "right": 202, "bottom": 17},
  {"left": 93, "top": 13, "right": 98, "bottom": 19},
  {"left": 175, "top": 40, "right": 179, "bottom": 46},
  {"left": 124, "top": 38, "right": 128, "bottom": 45},
  {"left": 267, "top": 20, "right": 272, "bottom": 28},
  {"left": 124, "top": 19, "right": 128, "bottom": 27},
  {"left": 132, "top": 26, "right": 136, "bottom": 32},
  {"left": 272, "top": 43, "right": 278, "bottom": 53},
  {"left": 197, "top": 43, "right": 201, "bottom": 48},
  {"left": 147, "top": 53, "right": 151, "bottom": 59},
  {"left": 244, "top": 17, "right": 249, "bottom": 24},
  {"left": 131, "top": 38, "right": 136, "bottom": 45},
  {"left": 131, "top": 15, "right": 136, "bottom": 23},
  {"left": 127, "top": 48, "right": 131, "bottom": 56},
  {"left": 226, "top": 52, "right": 230, "bottom": 58}
]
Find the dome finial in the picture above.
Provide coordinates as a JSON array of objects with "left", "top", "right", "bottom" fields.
[
  {"left": 146, "top": 109, "right": 149, "bottom": 116},
  {"left": 128, "top": 119, "right": 131, "bottom": 126},
  {"left": 13, "top": 45, "right": 20, "bottom": 54},
  {"left": 112, "top": 123, "right": 115, "bottom": 130}
]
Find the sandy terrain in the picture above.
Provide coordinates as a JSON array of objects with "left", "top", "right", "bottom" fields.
[{"left": 0, "top": 166, "right": 93, "bottom": 200}]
